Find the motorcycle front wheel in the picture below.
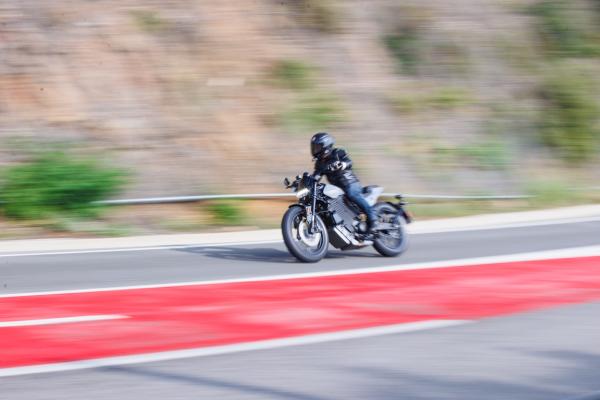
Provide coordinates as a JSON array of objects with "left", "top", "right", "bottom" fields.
[{"left": 282, "top": 206, "right": 329, "bottom": 263}]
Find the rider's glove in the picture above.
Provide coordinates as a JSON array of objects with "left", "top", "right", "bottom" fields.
[{"left": 328, "top": 161, "right": 345, "bottom": 172}]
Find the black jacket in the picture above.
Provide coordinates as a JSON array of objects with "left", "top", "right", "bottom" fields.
[{"left": 313, "top": 148, "right": 359, "bottom": 188}]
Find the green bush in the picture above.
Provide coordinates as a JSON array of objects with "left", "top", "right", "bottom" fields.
[
  {"left": 207, "top": 200, "right": 246, "bottom": 225},
  {"left": 389, "top": 87, "right": 472, "bottom": 114},
  {"left": 384, "top": 32, "right": 469, "bottom": 77},
  {"left": 430, "top": 139, "right": 510, "bottom": 170},
  {"left": 270, "top": 60, "right": 343, "bottom": 134},
  {"left": 130, "top": 10, "right": 167, "bottom": 33},
  {"left": 280, "top": 92, "right": 344, "bottom": 133},
  {"left": 382, "top": 5, "right": 435, "bottom": 75},
  {"left": 384, "top": 30, "right": 422, "bottom": 75},
  {"left": 428, "top": 87, "right": 473, "bottom": 109},
  {"left": 293, "top": 0, "right": 342, "bottom": 33},
  {"left": 456, "top": 140, "right": 511, "bottom": 170},
  {"left": 0, "top": 152, "right": 126, "bottom": 220},
  {"left": 526, "top": 179, "right": 581, "bottom": 206},
  {"left": 271, "top": 60, "right": 314, "bottom": 90},
  {"left": 538, "top": 68, "right": 600, "bottom": 163},
  {"left": 429, "top": 41, "right": 471, "bottom": 76},
  {"left": 528, "top": 0, "right": 600, "bottom": 57}
]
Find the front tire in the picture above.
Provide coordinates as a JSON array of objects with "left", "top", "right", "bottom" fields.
[
  {"left": 373, "top": 203, "right": 409, "bottom": 257},
  {"left": 282, "top": 206, "right": 329, "bottom": 263}
]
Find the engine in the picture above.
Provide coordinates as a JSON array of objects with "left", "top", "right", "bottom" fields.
[
  {"left": 329, "top": 197, "right": 359, "bottom": 231},
  {"left": 327, "top": 196, "right": 362, "bottom": 249}
]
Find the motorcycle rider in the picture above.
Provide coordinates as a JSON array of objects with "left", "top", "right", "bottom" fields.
[{"left": 311, "top": 132, "right": 378, "bottom": 237}]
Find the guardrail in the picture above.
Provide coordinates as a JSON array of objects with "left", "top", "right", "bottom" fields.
[{"left": 95, "top": 193, "right": 532, "bottom": 206}]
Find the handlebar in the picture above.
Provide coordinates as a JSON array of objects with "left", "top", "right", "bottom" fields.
[{"left": 284, "top": 171, "right": 322, "bottom": 189}]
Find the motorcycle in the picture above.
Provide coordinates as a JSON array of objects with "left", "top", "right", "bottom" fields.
[{"left": 281, "top": 172, "right": 411, "bottom": 263}]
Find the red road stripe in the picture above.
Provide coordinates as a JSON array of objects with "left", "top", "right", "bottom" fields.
[{"left": 1, "top": 256, "right": 600, "bottom": 369}]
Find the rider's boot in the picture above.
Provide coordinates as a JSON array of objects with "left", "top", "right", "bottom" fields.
[{"left": 361, "top": 215, "right": 379, "bottom": 241}]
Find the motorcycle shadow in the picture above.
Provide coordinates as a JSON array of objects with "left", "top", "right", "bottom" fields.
[
  {"left": 177, "top": 246, "right": 297, "bottom": 264},
  {"left": 176, "top": 245, "right": 379, "bottom": 264}
]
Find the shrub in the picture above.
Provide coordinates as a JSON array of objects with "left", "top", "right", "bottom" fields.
[
  {"left": 130, "top": 10, "right": 167, "bottom": 33},
  {"left": 456, "top": 140, "right": 511, "bottom": 170},
  {"left": 428, "top": 87, "right": 472, "bottom": 109},
  {"left": 384, "top": 30, "right": 422, "bottom": 75},
  {"left": 280, "top": 92, "right": 344, "bottom": 133},
  {"left": 293, "top": 0, "right": 342, "bottom": 33},
  {"left": 538, "top": 68, "right": 599, "bottom": 163},
  {"left": 428, "top": 41, "right": 471, "bottom": 76},
  {"left": 207, "top": 200, "right": 246, "bottom": 225},
  {"left": 528, "top": 0, "right": 600, "bottom": 57},
  {"left": 270, "top": 60, "right": 344, "bottom": 134},
  {"left": 526, "top": 179, "right": 581, "bottom": 206},
  {"left": 0, "top": 151, "right": 126, "bottom": 220},
  {"left": 389, "top": 87, "right": 472, "bottom": 114},
  {"left": 382, "top": 5, "right": 434, "bottom": 75},
  {"left": 430, "top": 139, "right": 510, "bottom": 170},
  {"left": 389, "top": 93, "right": 421, "bottom": 114},
  {"left": 271, "top": 60, "right": 314, "bottom": 90},
  {"left": 384, "top": 33, "right": 469, "bottom": 77}
]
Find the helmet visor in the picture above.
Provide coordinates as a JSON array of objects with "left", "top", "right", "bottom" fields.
[{"left": 311, "top": 141, "right": 324, "bottom": 157}]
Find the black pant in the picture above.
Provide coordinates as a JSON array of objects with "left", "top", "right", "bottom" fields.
[{"left": 344, "top": 182, "right": 377, "bottom": 228}]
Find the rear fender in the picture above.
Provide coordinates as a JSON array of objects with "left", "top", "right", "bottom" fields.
[{"left": 385, "top": 202, "right": 413, "bottom": 224}]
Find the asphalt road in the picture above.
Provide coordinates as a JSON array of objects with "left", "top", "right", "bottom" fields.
[
  {"left": 1, "top": 221, "right": 600, "bottom": 399},
  {"left": 1, "top": 220, "right": 600, "bottom": 295}
]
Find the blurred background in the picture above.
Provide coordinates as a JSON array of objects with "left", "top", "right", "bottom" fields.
[{"left": 0, "top": 0, "right": 599, "bottom": 237}]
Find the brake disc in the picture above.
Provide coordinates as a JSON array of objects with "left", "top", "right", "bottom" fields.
[{"left": 298, "top": 220, "right": 322, "bottom": 247}]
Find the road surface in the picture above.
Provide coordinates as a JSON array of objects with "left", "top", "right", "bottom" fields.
[{"left": 1, "top": 220, "right": 600, "bottom": 400}]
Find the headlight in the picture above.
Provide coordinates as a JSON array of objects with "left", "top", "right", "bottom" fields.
[{"left": 296, "top": 188, "right": 310, "bottom": 199}]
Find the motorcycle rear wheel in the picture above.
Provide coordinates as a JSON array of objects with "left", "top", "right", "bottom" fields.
[{"left": 373, "top": 203, "right": 409, "bottom": 257}]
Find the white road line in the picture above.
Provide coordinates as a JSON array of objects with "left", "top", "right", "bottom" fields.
[
  {"left": 409, "top": 215, "right": 600, "bottom": 234},
  {"left": 0, "top": 319, "right": 469, "bottom": 378},
  {"left": 0, "top": 216, "right": 598, "bottom": 259},
  {"left": 2, "top": 245, "right": 600, "bottom": 299},
  {"left": 0, "top": 315, "right": 128, "bottom": 328}
]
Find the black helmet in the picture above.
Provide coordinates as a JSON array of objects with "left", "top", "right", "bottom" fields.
[{"left": 311, "top": 132, "right": 335, "bottom": 159}]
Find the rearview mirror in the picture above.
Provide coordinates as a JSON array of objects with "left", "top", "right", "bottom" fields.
[{"left": 283, "top": 177, "right": 291, "bottom": 187}]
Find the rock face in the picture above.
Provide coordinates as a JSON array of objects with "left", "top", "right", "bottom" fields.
[
  {"left": 0, "top": 1, "right": 284, "bottom": 196},
  {"left": 0, "top": 1, "right": 597, "bottom": 198}
]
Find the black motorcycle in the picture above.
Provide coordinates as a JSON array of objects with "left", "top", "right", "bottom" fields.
[{"left": 281, "top": 172, "right": 411, "bottom": 263}]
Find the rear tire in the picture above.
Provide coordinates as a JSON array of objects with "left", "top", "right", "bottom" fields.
[
  {"left": 373, "top": 203, "right": 408, "bottom": 257},
  {"left": 282, "top": 206, "right": 329, "bottom": 263}
]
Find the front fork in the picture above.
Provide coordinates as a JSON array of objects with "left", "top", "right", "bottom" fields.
[{"left": 307, "top": 181, "right": 318, "bottom": 234}]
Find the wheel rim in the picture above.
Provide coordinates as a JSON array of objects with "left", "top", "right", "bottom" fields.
[
  {"left": 377, "top": 212, "right": 403, "bottom": 249},
  {"left": 292, "top": 214, "right": 324, "bottom": 254}
]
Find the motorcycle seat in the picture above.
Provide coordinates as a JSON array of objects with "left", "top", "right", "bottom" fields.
[{"left": 361, "top": 185, "right": 379, "bottom": 196}]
